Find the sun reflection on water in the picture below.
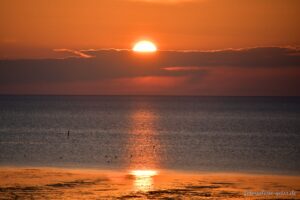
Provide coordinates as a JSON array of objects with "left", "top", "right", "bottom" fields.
[
  {"left": 130, "top": 170, "right": 158, "bottom": 191},
  {"left": 128, "top": 107, "right": 159, "bottom": 169},
  {"left": 127, "top": 102, "right": 161, "bottom": 191}
]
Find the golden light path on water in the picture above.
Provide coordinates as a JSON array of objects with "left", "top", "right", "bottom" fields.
[
  {"left": 130, "top": 170, "right": 158, "bottom": 191},
  {"left": 127, "top": 102, "right": 160, "bottom": 191}
]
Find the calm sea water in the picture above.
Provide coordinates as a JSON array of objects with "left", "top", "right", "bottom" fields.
[{"left": 0, "top": 96, "right": 299, "bottom": 174}]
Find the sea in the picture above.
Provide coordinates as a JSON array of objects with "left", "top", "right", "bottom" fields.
[{"left": 0, "top": 96, "right": 299, "bottom": 175}]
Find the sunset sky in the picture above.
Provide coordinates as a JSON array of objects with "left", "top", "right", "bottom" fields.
[{"left": 0, "top": 0, "right": 300, "bottom": 95}]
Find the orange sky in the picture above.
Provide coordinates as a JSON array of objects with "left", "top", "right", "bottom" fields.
[
  {"left": 1, "top": 0, "right": 300, "bottom": 58},
  {"left": 0, "top": 0, "right": 299, "bottom": 95}
]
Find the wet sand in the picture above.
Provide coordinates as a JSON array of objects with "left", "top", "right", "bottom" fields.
[{"left": 0, "top": 167, "right": 299, "bottom": 199}]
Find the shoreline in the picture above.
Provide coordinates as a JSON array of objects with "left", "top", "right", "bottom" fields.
[{"left": 0, "top": 166, "right": 299, "bottom": 199}]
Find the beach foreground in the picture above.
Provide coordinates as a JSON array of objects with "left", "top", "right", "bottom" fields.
[{"left": 0, "top": 167, "right": 298, "bottom": 199}]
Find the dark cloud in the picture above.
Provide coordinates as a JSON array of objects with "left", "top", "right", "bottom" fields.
[{"left": 0, "top": 47, "right": 299, "bottom": 85}]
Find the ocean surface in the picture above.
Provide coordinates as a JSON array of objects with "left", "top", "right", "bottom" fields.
[{"left": 0, "top": 96, "right": 299, "bottom": 175}]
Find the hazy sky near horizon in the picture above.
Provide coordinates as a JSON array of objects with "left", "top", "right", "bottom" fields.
[{"left": 0, "top": 0, "right": 300, "bottom": 95}]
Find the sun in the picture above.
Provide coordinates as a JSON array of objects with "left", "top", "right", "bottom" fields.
[{"left": 133, "top": 40, "right": 157, "bottom": 53}]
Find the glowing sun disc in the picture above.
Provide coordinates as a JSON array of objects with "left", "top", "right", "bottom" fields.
[{"left": 133, "top": 41, "right": 157, "bottom": 52}]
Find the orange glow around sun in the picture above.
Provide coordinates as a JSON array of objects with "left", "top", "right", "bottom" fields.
[{"left": 133, "top": 41, "right": 157, "bottom": 52}]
